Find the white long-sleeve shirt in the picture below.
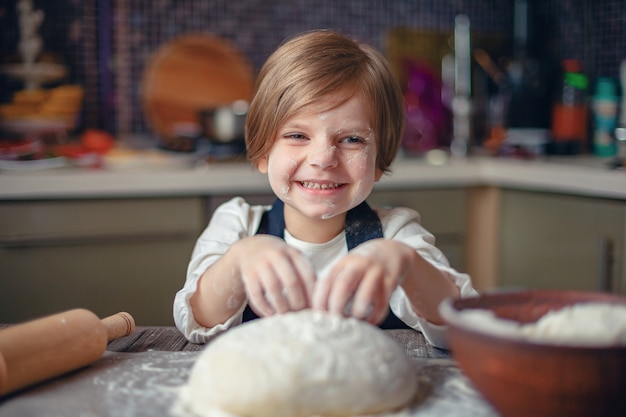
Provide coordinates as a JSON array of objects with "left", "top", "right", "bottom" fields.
[{"left": 173, "top": 197, "right": 477, "bottom": 349}]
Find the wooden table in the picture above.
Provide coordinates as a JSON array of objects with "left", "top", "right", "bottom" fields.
[
  {"left": 106, "top": 326, "right": 205, "bottom": 352},
  {"left": 106, "top": 326, "right": 452, "bottom": 359},
  {"left": 0, "top": 326, "right": 496, "bottom": 416}
]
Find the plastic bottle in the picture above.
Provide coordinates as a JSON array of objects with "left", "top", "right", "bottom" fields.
[
  {"left": 616, "top": 59, "right": 626, "bottom": 162},
  {"left": 591, "top": 77, "right": 619, "bottom": 157},
  {"left": 549, "top": 59, "right": 589, "bottom": 155}
]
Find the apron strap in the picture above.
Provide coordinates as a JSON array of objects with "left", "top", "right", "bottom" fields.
[
  {"left": 257, "top": 198, "right": 383, "bottom": 249},
  {"left": 247, "top": 198, "right": 409, "bottom": 329}
]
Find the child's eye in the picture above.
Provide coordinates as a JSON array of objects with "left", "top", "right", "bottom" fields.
[
  {"left": 284, "top": 133, "right": 307, "bottom": 140},
  {"left": 340, "top": 136, "right": 365, "bottom": 144}
]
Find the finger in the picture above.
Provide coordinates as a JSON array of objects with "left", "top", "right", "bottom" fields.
[
  {"left": 290, "top": 253, "right": 316, "bottom": 307},
  {"left": 279, "top": 275, "right": 308, "bottom": 312},
  {"left": 369, "top": 301, "right": 390, "bottom": 326},
  {"left": 244, "top": 257, "right": 290, "bottom": 315},
  {"left": 313, "top": 260, "right": 349, "bottom": 312},
  {"left": 259, "top": 271, "right": 290, "bottom": 314},
  {"left": 245, "top": 278, "right": 274, "bottom": 317},
  {"left": 326, "top": 267, "right": 361, "bottom": 316},
  {"left": 281, "top": 250, "right": 315, "bottom": 310},
  {"left": 363, "top": 286, "right": 390, "bottom": 325},
  {"left": 266, "top": 252, "right": 309, "bottom": 312},
  {"left": 311, "top": 274, "right": 331, "bottom": 311},
  {"left": 349, "top": 266, "right": 384, "bottom": 319}
]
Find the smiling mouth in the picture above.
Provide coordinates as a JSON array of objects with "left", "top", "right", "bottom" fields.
[{"left": 299, "top": 181, "right": 344, "bottom": 190}]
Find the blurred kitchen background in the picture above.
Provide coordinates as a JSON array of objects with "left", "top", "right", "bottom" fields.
[
  {"left": 1, "top": 0, "right": 625, "bottom": 326},
  {"left": 1, "top": 0, "right": 624, "bottom": 153}
]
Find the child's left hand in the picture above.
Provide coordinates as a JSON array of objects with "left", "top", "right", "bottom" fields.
[{"left": 311, "top": 239, "right": 413, "bottom": 325}]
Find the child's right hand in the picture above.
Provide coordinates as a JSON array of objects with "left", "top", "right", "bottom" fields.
[{"left": 233, "top": 235, "right": 316, "bottom": 317}]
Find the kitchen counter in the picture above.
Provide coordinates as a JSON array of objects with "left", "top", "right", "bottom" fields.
[
  {"left": 0, "top": 326, "right": 499, "bottom": 416},
  {"left": 0, "top": 154, "right": 625, "bottom": 201}
]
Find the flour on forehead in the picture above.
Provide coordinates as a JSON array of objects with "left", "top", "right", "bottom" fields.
[{"left": 177, "top": 310, "right": 418, "bottom": 417}]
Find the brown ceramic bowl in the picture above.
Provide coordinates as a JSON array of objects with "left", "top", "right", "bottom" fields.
[{"left": 439, "top": 290, "right": 626, "bottom": 417}]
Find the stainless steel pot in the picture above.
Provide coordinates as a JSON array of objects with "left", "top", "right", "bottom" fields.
[{"left": 198, "top": 100, "right": 248, "bottom": 143}]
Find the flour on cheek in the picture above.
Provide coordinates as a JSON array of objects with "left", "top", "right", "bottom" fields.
[
  {"left": 281, "top": 160, "right": 297, "bottom": 198},
  {"left": 267, "top": 156, "right": 297, "bottom": 200},
  {"left": 348, "top": 143, "right": 375, "bottom": 208}
]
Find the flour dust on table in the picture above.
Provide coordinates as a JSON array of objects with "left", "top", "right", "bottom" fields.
[{"left": 175, "top": 310, "right": 419, "bottom": 417}]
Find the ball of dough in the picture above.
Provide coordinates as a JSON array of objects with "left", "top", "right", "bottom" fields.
[{"left": 180, "top": 310, "right": 417, "bottom": 417}]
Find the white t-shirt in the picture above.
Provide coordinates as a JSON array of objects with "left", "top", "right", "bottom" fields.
[{"left": 173, "top": 197, "right": 477, "bottom": 349}]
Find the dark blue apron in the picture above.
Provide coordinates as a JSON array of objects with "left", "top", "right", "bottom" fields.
[{"left": 243, "top": 198, "right": 410, "bottom": 329}]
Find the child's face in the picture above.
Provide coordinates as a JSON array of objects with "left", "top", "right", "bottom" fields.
[{"left": 257, "top": 93, "right": 382, "bottom": 225}]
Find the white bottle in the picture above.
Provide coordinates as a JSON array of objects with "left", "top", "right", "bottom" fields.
[
  {"left": 592, "top": 77, "right": 619, "bottom": 157},
  {"left": 615, "top": 59, "right": 626, "bottom": 158}
]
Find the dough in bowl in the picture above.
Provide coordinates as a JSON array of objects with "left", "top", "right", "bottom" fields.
[{"left": 178, "top": 309, "right": 418, "bottom": 417}]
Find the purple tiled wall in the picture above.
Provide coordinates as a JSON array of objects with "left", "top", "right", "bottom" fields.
[
  {"left": 110, "top": 0, "right": 512, "bottom": 135},
  {"left": 1, "top": 0, "right": 624, "bottom": 138}
]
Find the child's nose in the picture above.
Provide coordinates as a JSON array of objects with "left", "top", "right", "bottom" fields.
[{"left": 309, "top": 144, "right": 338, "bottom": 169}]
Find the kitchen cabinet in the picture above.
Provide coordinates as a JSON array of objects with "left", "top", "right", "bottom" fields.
[
  {"left": 498, "top": 190, "right": 625, "bottom": 294},
  {"left": 0, "top": 197, "right": 206, "bottom": 325},
  {"left": 470, "top": 189, "right": 626, "bottom": 293}
]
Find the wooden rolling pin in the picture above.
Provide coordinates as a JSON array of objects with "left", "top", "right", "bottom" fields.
[{"left": 0, "top": 308, "right": 135, "bottom": 396}]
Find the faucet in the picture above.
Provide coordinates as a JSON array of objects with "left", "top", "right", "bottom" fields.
[{"left": 451, "top": 14, "right": 472, "bottom": 158}]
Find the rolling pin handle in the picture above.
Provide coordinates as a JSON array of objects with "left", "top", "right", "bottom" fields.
[
  {"left": 0, "top": 352, "right": 6, "bottom": 394},
  {"left": 101, "top": 312, "right": 135, "bottom": 342}
]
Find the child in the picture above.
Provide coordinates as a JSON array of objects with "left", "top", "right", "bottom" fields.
[{"left": 173, "top": 30, "right": 476, "bottom": 349}]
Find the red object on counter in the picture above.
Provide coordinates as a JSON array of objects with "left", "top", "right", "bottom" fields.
[
  {"left": 0, "top": 139, "right": 43, "bottom": 161},
  {"left": 80, "top": 129, "right": 115, "bottom": 154},
  {"left": 551, "top": 103, "right": 588, "bottom": 141},
  {"left": 549, "top": 59, "right": 589, "bottom": 154},
  {"left": 54, "top": 143, "right": 102, "bottom": 168}
]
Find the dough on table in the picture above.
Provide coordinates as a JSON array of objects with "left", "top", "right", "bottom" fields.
[{"left": 178, "top": 309, "right": 418, "bottom": 417}]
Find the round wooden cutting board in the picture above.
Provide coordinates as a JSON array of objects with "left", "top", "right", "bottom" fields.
[{"left": 141, "top": 34, "right": 255, "bottom": 140}]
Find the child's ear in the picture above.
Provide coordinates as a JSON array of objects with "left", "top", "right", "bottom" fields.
[
  {"left": 256, "top": 156, "right": 269, "bottom": 174},
  {"left": 374, "top": 168, "right": 383, "bottom": 182}
]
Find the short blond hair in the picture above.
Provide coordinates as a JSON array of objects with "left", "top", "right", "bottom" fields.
[{"left": 245, "top": 30, "right": 404, "bottom": 173}]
